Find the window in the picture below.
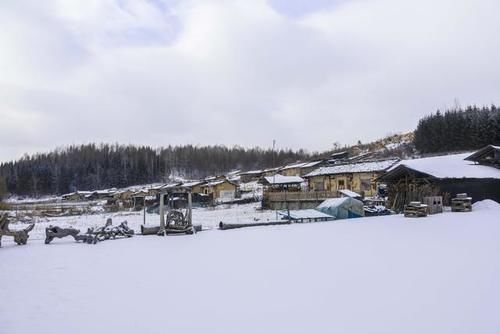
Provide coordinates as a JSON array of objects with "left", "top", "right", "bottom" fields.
[
  {"left": 315, "top": 182, "right": 324, "bottom": 191},
  {"left": 338, "top": 179, "right": 345, "bottom": 190},
  {"left": 360, "top": 179, "right": 371, "bottom": 191}
]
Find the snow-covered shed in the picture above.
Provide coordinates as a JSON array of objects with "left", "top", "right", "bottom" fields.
[
  {"left": 464, "top": 145, "right": 500, "bottom": 168},
  {"left": 379, "top": 152, "right": 500, "bottom": 211}
]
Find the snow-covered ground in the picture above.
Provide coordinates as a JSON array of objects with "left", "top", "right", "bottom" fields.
[{"left": 1, "top": 201, "right": 499, "bottom": 334}]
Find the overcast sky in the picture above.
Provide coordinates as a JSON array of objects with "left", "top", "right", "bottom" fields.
[{"left": 1, "top": 0, "right": 499, "bottom": 162}]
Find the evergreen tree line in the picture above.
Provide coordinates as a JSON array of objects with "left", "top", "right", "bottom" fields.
[
  {"left": 414, "top": 105, "right": 500, "bottom": 154},
  {"left": 0, "top": 144, "right": 310, "bottom": 196}
]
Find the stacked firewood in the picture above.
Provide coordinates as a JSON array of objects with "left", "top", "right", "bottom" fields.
[
  {"left": 451, "top": 193, "right": 472, "bottom": 212},
  {"left": 404, "top": 201, "right": 428, "bottom": 218}
]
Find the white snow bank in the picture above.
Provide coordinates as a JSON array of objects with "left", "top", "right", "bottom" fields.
[
  {"left": 472, "top": 199, "right": 500, "bottom": 211},
  {"left": 1, "top": 209, "right": 500, "bottom": 334}
]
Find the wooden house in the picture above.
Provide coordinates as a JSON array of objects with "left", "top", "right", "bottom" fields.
[
  {"left": 304, "top": 159, "right": 399, "bottom": 197},
  {"left": 181, "top": 180, "right": 207, "bottom": 194},
  {"left": 300, "top": 160, "right": 327, "bottom": 176},
  {"left": 280, "top": 162, "right": 307, "bottom": 177},
  {"left": 200, "top": 179, "right": 238, "bottom": 203},
  {"left": 279, "top": 161, "right": 327, "bottom": 177},
  {"left": 113, "top": 189, "right": 135, "bottom": 201},
  {"left": 262, "top": 167, "right": 281, "bottom": 177},
  {"left": 61, "top": 191, "right": 92, "bottom": 201},
  {"left": 85, "top": 189, "right": 117, "bottom": 201},
  {"left": 261, "top": 174, "right": 304, "bottom": 192},
  {"left": 378, "top": 151, "right": 500, "bottom": 211},
  {"left": 329, "top": 151, "right": 349, "bottom": 161},
  {"left": 238, "top": 170, "right": 263, "bottom": 183}
]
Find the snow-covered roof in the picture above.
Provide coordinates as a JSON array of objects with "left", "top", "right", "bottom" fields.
[
  {"left": 182, "top": 180, "right": 206, "bottom": 188},
  {"left": 239, "top": 170, "right": 263, "bottom": 175},
  {"left": 263, "top": 167, "right": 280, "bottom": 173},
  {"left": 280, "top": 161, "right": 324, "bottom": 170},
  {"left": 150, "top": 184, "right": 167, "bottom": 190},
  {"left": 305, "top": 159, "right": 399, "bottom": 177},
  {"left": 229, "top": 176, "right": 241, "bottom": 182},
  {"left": 263, "top": 174, "right": 304, "bottom": 185},
  {"left": 281, "top": 162, "right": 307, "bottom": 170},
  {"left": 464, "top": 145, "right": 500, "bottom": 162},
  {"left": 132, "top": 190, "right": 149, "bottom": 196},
  {"left": 339, "top": 189, "right": 362, "bottom": 198},
  {"left": 385, "top": 153, "right": 500, "bottom": 179},
  {"left": 94, "top": 189, "right": 116, "bottom": 195},
  {"left": 301, "top": 160, "right": 324, "bottom": 168},
  {"left": 278, "top": 209, "right": 334, "bottom": 220},
  {"left": 203, "top": 179, "right": 238, "bottom": 187},
  {"left": 161, "top": 182, "right": 183, "bottom": 189}
]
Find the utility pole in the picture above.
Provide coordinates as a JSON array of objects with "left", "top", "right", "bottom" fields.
[
  {"left": 158, "top": 192, "right": 165, "bottom": 236},
  {"left": 272, "top": 139, "right": 276, "bottom": 185},
  {"left": 272, "top": 139, "right": 277, "bottom": 220}
]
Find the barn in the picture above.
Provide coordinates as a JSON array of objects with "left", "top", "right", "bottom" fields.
[{"left": 379, "top": 149, "right": 500, "bottom": 211}]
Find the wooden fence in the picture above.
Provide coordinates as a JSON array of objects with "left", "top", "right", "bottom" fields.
[{"left": 264, "top": 191, "right": 338, "bottom": 202}]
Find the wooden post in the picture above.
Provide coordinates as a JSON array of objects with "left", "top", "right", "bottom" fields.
[
  {"left": 159, "top": 192, "right": 165, "bottom": 236},
  {"left": 143, "top": 199, "right": 146, "bottom": 226},
  {"left": 187, "top": 192, "right": 192, "bottom": 227}
]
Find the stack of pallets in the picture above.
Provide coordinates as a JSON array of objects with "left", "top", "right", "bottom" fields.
[
  {"left": 404, "top": 201, "right": 428, "bottom": 218},
  {"left": 451, "top": 193, "right": 472, "bottom": 212}
]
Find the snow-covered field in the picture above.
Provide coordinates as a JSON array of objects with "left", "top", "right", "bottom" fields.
[{"left": 1, "top": 201, "right": 499, "bottom": 334}]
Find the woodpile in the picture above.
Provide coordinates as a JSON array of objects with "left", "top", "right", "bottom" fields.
[
  {"left": 387, "top": 180, "right": 440, "bottom": 213},
  {"left": 451, "top": 193, "right": 472, "bottom": 212},
  {"left": 404, "top": 201, "right": 428, "bottom": 218}
]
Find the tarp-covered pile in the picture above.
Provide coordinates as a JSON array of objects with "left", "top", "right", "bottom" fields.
[{"left": 316, "top": 197, "right": 365, "bottom": 219}]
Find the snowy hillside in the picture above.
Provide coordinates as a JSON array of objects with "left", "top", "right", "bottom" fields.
[{"left": 1, "top": 201, "right": 499, "bottom": 334}]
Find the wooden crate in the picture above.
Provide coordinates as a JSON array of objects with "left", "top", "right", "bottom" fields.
[{"left": 423, "top": 196, "right": 443, "bottom": 215}]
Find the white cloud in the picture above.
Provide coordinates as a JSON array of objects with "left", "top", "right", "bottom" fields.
[{"left": 0, "top": 0, "right": 499, "bottom": 161}]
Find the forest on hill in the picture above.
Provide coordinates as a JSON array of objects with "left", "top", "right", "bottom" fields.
[
  {"left": 414, "top": 105, "right": 500, "bottom": 153},
  {"left": 0, "top": 144, "right": 310, "bottom": 196}
]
